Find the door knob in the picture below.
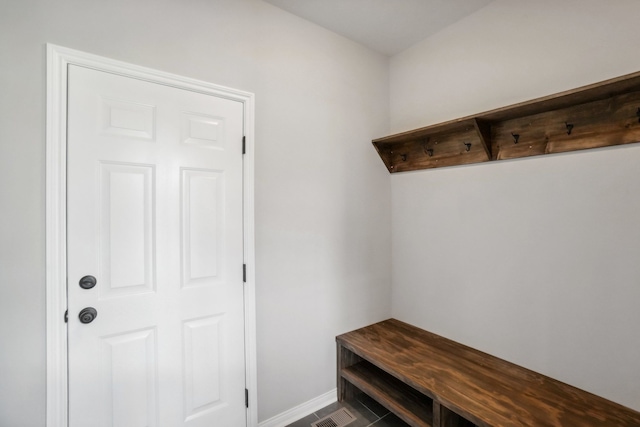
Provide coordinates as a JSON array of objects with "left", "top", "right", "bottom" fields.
[
  {"left": 79, "top": 275, "right": 97, "bottom": 289},
  {"left": 79, "top": 307, "right": 98, "bottom": 324}
]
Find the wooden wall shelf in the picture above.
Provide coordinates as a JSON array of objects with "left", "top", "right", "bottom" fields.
[{"left": 374, "top": 71, "right": 640, "bottom": 172}]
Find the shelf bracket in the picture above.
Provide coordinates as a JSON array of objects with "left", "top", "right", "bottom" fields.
[{"left": 473, "top": 119, "right": 492, "bottom": 160}]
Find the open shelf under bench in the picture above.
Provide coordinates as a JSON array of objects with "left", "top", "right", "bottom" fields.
[
  {"left": 374, "top": 70, "right": 640, "bottom": 172},
  {"left": 342, "top": 361, "right": 433, "bottom": 427},
  {"left": 336, "top": 318, "right": 640, "bottom": 427}
]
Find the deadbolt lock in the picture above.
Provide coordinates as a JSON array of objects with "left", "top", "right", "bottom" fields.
[{"left": 79, "top": 275, "right": 97, "bottom": 289}]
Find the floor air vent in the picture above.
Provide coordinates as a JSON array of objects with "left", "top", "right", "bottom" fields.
[{"left": 311, "top": 408, "right": 356, "bottom": 427}]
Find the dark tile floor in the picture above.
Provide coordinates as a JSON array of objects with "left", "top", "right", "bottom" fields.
[{"left": 285, "top": 393, "right": 409, "bottom": 427}]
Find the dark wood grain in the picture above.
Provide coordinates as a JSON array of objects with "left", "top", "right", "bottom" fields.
[
  {"left": 337, "top": 342, "right": 363, "bottom": 402},
  {"left": 373, "top": 70, "right": 640, "bottom": 172},
  {"left": 493, "top": 89, "right": 640, "bottom": 160},
  {"left": 342, "top": 361, "right": 433, "bottom": 427},
  {"left": 376, "top": 123, "right": 490, "bottom": 172},
  {"left": 337, "top": 319, "right": 640, "bottom": 427}
]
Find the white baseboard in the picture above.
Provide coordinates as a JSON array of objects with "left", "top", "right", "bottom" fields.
[{"left": 258, "top": 388, "right": 337, "bottom": 427}]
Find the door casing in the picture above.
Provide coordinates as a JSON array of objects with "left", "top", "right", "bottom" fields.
[{"left": 45, "top": 44, "right": 257, "bottom": 427}]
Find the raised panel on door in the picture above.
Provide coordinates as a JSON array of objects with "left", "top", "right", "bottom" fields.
[
  {"left": 181, "top": 169, "right": 223, "bottom": 287},
  {"left": 103, "top": 328, "right": 158, "bottom": 427},
  {"left": 183, "top": 315, "right": 225, "bottom": 422},
  {"left": 99, "top": 162, "right": 155, "bottom": 297},
  {"left": 181, "top": 111, "right": 225, "bottom": 149}
]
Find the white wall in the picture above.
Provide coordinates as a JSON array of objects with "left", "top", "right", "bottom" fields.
[
  {"left": 0, "top": 1, "right": 391, "bottom": 425},
  {"left": 390, "top": 0, "right": 640, "bottom": 411}
]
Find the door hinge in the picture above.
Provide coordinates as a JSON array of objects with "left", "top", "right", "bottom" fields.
[
  {"left": 242, "top": 136, "right": 246, "bottom": 154},
  {"left": 64, "top": 310, "right": 68, "bottom": 323},
  {"left": 243, "top": 264, "right": 247, "bottom": 283},
  {"left": 245, "top": 388, "right": 249, "bottom": 408}
]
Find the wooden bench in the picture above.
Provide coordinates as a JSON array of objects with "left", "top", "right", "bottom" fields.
[{"left": 336, "top": 319, "right": 640, "bottom": 427}]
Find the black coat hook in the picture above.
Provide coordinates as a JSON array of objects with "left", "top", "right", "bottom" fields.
[
  {"left": 464, "top": 142, "right": 472, "bottom": 152},
  {"left": 400, "top": 154, "right": 407, "bottom": 162},
  {"left": 511, "top": 133, "right": 520, "bottom": 144},
  {"left": 565, "top": 122, "right": 574, "bottom": 135}
]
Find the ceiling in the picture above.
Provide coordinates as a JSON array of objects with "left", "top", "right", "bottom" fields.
[{"left": 263, "top": 0, "right": 494, "bottom": 56}]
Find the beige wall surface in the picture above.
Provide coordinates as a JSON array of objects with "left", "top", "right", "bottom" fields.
[
  {"left": 0, "top": 0, "right": 391, "bottom": 425},
  {"left": 390, "top": 0, "right": 640, "bottom": 412}
]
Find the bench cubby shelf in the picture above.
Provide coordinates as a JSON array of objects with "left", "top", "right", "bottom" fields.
[
  {"left": 336, "top": 319, "right": 640, "bottom": 427},
  {"left": 374, "top": 71, "right": 640, "bottom": 172}
]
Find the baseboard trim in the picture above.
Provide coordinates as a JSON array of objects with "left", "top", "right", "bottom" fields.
[{"left": 258, "top": 388, "right": 337, "bottom": 427}]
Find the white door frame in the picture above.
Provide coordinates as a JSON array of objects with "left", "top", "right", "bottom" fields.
[{"left": 45, "top": 44, "right": 257, "bottom": 427}]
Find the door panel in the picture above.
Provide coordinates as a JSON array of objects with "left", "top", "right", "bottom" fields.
[
  {"left": 67, "top": 65, "right": 245, "bottom": 427},
  {"left": 103, "top": 328, "right": 157, "bottom": 427},
  {"left": 99, "top": 162, "right": 155, "bottom": 295},
  {"left": 182, "top": 169, "right": 223, "bottom": 286},
  {"left": 183, "top": 315, "right": 224, "bottom": 419}
]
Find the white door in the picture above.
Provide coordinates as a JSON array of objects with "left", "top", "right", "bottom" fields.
[{"left": 66, "top": 64, "right": 246, "bottom": 427}]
